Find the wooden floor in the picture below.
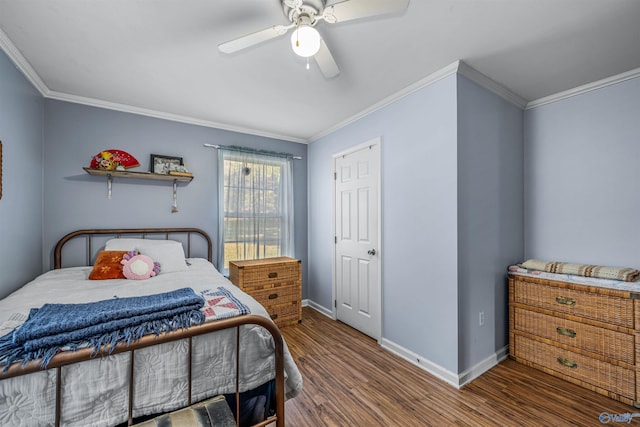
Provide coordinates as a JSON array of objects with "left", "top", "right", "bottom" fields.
[{"left": 279, "top": 307, "right": 632, "bottom": 426}]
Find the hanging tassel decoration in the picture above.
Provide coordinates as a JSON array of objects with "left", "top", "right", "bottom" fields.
[{"left": 171, "top": 180, "right": 179, "bottom": 213}]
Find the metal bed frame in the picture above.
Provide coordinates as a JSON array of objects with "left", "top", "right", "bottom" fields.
[{"left": 1, "top": 228, "right": 285, "bottom": 427}]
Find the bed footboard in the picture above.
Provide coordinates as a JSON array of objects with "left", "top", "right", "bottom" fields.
[{"left": 0, "top": 314, "right": 285, "bottom": 427}]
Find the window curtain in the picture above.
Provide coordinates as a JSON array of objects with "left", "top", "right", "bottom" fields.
[{"left": 217, "top": 148, "right": 294, "bottom": 273}]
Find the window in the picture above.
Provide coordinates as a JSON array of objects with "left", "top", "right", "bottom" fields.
[{"left": 218, "top": 148, "right": 294, "bottom": 273}]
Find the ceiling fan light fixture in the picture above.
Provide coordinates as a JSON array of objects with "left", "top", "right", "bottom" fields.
[{"left": 290, "top": 25, "right": 320, "bottom": 57}]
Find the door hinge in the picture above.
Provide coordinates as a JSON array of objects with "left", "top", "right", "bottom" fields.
[
  {"left": 334, "top": 172, "right": 337, "bottom": 180},
  {"left": 334, "top": 300, "right": 337, "bottom": 308},
  {"left": 334, "top": 236, "right": 337, "bottom": 244}
]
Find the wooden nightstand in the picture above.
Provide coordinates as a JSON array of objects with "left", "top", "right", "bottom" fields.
[{"left": 228, "top": 257, "right": 302, "bottom": 328}]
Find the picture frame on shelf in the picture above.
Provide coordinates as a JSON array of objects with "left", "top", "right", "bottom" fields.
[{"left": 150, "top": 154, "right": 183, "bottom": 175}]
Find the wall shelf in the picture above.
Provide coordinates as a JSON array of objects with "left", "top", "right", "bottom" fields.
[
  {"left": 83, "top": 167, "right": 192, "bottom": 209},
  {"left": 82, "top": 167, "right": 193, "bottom": 183}
]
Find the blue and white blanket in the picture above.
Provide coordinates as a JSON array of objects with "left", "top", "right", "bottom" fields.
[
  {"left": 201, "top": 286, "right": 250, "bottom": 320},
  {"left": 0, "top": 287, "right": 206, "bottom": 369}
]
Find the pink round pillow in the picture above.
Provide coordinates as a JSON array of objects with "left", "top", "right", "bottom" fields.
[{"left": 121, "top": 253, "right": 160, "bottom": 280}]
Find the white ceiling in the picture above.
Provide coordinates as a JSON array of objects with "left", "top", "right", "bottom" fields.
[{"left": 1, "top": 0, "right": 639, "bottom": 143}]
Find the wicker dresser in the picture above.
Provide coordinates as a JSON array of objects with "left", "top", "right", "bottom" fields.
[
  {"left": 509, "top": 273, "right": 640, "bottom": 406},
  {"left": 229, "top": 257, "right": 302, "bottom": 328}
]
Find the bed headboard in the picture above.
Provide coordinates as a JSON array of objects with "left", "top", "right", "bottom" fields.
[{"left": 54, "top": 228, "right": 213, "bottom": 269}]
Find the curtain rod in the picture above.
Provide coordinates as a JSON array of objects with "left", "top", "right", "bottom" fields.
[{"left": 203, "top": 144, "right": 302, "bottom": 160}]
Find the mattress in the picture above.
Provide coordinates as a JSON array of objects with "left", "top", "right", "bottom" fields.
[{"left": 0, "top": 258, "right": 302, "bottom": 426}]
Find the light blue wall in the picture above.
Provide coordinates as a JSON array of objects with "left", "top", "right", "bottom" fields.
[
  {"left": 43, "top": 100, "right": 308, "bottom": 295},
  {"left": 0, "top": 49, "right": 44, "bottom": 298},
  {"left": 524, "top": 76, "right": 640, "bottom": 267},
  {"left": 457, "top": 75, "right": 523, "bottom": 372},
  {"left": 309, "top": 75, "right": 460, "bottom": 372},
  {"left": 309, "top": 73, "right": 525, "bottom": 375}
]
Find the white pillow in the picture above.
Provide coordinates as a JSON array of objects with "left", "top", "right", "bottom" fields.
[
  {"left": 105, "top": 238, "right": 177, "bottom": 251},
  {"left": 137, "top": 242, "right": 189, "bottom": 274}
]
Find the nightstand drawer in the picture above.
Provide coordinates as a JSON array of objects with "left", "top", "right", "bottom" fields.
[
  {"left": 265, "top": 302, "right": 301, "bottom": 326},
  {"left": 229, "top": 257, "right": 300, "bottom": 290},
  {"left": 250, "top": 283, "right": 300, "bottom": 308},
  {"left": 240, "top": 265, "right": 299, "bottom": 286}
]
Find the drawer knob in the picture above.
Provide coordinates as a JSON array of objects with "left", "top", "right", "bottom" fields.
[
  {"left": 268, "top": 293, "right": 278, "bottom": 300},
  {"left": 556, "top": 327, "right": 577, "bottom": 338},
  {"left": 557, "top": 356, "right": 578, "bottom": 369},
  {"left": 555, "top": 296, "right": 576, "bottom": 306},
  {"left": 270, "top": 314, "right": 278, "bottom": 320},
  {"left": 268, "top": 272, "right": 278, "bottom": 278}
]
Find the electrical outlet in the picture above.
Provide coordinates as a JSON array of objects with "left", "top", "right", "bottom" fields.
[{"left": 479, "top": 311, "right": 485, "bottom": 326}]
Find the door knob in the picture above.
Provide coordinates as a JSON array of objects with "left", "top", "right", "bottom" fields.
[{"left": 367, "top": 249, "right": 376, "bottom": 256}]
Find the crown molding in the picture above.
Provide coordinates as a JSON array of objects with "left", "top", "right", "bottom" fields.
[
  {"left": 0, "top": 28, "right": 305, "bottom": 144},
  {"left": 526, "top": 66, "right": 640, "bottom": 109},
  {"left": 46, "top": 91, "right": 307, "bottom": 144},
  {"left": 309, "top": 61, "right": 461, "bottom": 142},
  {"left": 309, "top": 60, "right": 528, "bottom": 142},
  {"left": 0, "top": 27, "right": 523, "bottom": 146},
  {"left": 0, "top": 28, "right": 49, "bottom": 96},
  {"left": 8, "top": 17, "right": 637, "bottom": 143},
  {"left": 456, "top": 61, "right": 528, "bottom": 109}
]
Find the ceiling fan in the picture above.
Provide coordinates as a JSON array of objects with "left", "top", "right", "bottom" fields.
[{"left": 218, "top": 0, "right": 410, "bottom": 79}]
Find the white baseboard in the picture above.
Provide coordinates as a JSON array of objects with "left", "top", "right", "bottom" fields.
[
  {"left": 305, "top": 301, "right": 507, "bottom": 388},
  {"left": 304, "top": 300, "right": 334, "bottom": 319},
  {"left": 380, "top": 338, "right": 460, "bottom": 388},
  {"left": 458, "top": 345, "right": 509, "bottom": 387},
  {"left": 380, "top": 339, "right": 508, "bottom": 388}
]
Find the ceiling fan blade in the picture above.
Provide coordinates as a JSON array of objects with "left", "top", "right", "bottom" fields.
[
  {"left": 323, "top": 0, "right": 409, "bottom": 24},
  {"left": 283, "top": 0, "right": 303, "bottom": 8},
  {"left": 218, "top": 25, "right": 291, "bottom": 54},
  {"left": 314, "top": 39, "right": 340, "bottom": 79}
]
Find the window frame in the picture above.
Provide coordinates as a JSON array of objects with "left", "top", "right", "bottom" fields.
[{"left": 217, "top": 149, "right": 294, "bottom": 273}]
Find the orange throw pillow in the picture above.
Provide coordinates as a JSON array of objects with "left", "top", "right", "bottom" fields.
[{"left": 88, "top": 250, "right": 129, "bottom": 280}]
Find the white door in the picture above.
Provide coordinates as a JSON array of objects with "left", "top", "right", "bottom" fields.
[{"left": 334, "top": 140, "right": 380, "bottom": 339}]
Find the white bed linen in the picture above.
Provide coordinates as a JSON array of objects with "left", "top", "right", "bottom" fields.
[{"left": 0, "top": 258, "right": 302, "bottom": 426}]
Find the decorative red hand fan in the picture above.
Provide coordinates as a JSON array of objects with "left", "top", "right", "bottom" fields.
[{"left": 90, "top": 150, "right": 140, "bottom": 170}]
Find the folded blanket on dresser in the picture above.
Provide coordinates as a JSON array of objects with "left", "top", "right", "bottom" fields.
[
  {"left": 521, "top": 259, "right": 640, "bottom": 282},
  {"left": 0, "top": 287, "right": 206, "bottom": 369}
]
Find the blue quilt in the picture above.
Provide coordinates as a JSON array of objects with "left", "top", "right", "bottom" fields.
[{"left": 0, "top": 287, "right": 205, "bottom": 369}]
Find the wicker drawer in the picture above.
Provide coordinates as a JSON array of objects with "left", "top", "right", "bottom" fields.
[
  {"left": 515, "top": 335, "right": 635, "bottom": 399},
  {"left": 229, "top": 257, "right": 301, "bottom": 290},
  {"left": 264, "top": 302, "right": 301, "bottom": 327},
  {"left": 254, "top": 284, "right": 301, "bottom": 328},
  {"left": 250, "top": 283, "right": 300, "bottom": 309},
  {"left": 513, "top": 307, "right": 635, "bottom": 364},
  {"left": 513, "top": 279, "right": 634, "bottom": 328}
]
